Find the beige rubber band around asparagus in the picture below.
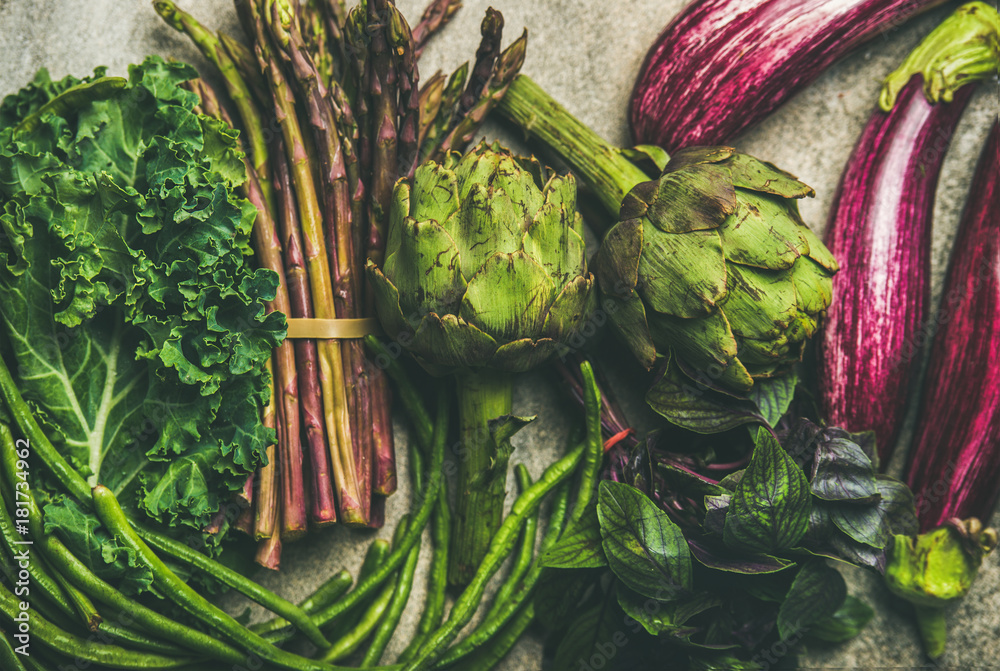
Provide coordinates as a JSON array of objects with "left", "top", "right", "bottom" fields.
[{"left": 285, "top": 318, "right": 382, "bottom": 339}]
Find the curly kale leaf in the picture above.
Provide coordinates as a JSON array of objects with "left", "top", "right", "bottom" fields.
[{"left": 0, "top": 57, "right": 281, "bottom": 540}]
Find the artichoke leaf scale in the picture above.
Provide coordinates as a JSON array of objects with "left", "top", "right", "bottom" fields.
[
  {"left": 490, "top": 337, "right": 560, "bottom": 373},
  {"left": 605, "top": 290, "right": 658, "bottom": 370},
  {"left": 459, "top": 251, "right": 555, "bottom": 343},
  {"left": 409, "top": 162, "right": 460, "bottom": 225},
  {"left": 726, "top": 152, "right": 815, "bottom": 199},
  {"left": 382, "top": 217, "right": 466, "bottom": 318},
  {"left": 719, "top": 191, "right": 810, "bottom": 271},
  {"left": 541, "top": 274, "right": 597, "bottom": 341},
  {"left": 522, "top": 203, "right": 586, "bottom": 287},
  {"left": 447, "top": 183, "right": 524, "bottom": 274},
  {"left": 646, "top": 163, "right": 736, "bottom": 235},
  {"left": 541, "top": 173, "right": 578, "bottom": 220},
  {"left": 663, "top": 146, "right": 736, "bottom": 171},
  {"left": 594, "top": 218, "right": 643, "bottom": 295},
  {"left": 721, "top": 262, "right": 799, "bottom": 340},
  {"left": 409, "top": 312, "right": 499, "bottom": 370},
  {"left": 635, "top": 224, "right": 726, "bottom": 318},
  {"left": 367, "top": 261, "right": 411, "bottom": 342},
  {"left": 790, "top": 257, "right": 835, "bottom": 316}
]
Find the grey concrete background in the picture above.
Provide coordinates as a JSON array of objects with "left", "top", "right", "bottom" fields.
[{"left": 0, "top": 0, "right": 997, "bottom": 668}]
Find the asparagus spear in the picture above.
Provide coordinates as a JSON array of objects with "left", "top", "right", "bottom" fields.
[
  {"left": 247, "top": 0, "right": 364, "bottom": 526},
  {"left": 411, "top": 0, "right": 463, "bottom": 56}
]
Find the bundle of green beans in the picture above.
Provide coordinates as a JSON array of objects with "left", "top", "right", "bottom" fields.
[
  {"left": 0, "top": 330, "right": 606, "bottom": 669},
  {"left": 152, "top": 0, "right": 527, "bottom": 563}
]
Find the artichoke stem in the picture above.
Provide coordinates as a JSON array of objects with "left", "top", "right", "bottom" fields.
[
  {"left": 449, "top": 369, "right": 513, "bottom": 585},
  {"left": 498, "top": 75, "right": 648, "bottom": 223},
  {"left": 914, "top": 605, "right": 947, "bottom": 659}
]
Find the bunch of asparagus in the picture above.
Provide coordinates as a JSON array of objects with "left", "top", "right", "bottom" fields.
[{"left": 156, "top": 0, "right": 527, "bottom": 567}]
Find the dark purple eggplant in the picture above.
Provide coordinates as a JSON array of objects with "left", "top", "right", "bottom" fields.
[
  {"left": 818, "top": 2, "right": 1000, "bottom": 467},
  {"left": 905, "top": 119, "right": 1000, "bottom": 532},
  {"left": 629, "top": 0, "right": 947, "bottom": 152}
]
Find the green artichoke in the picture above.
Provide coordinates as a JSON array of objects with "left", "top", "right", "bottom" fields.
[
  {"left": 368, "top": 140, "right": 597, "bottom": 372},
  {"left": 368, "top": 141, "right": 595, "bottom": 584},
  {"left": 593, "top": 146, "right": 838, "bottom": 393}
]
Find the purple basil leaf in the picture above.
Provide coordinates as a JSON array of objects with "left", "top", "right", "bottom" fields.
[
  {"left": 828, "top": 533, "right": 887, "bottom": 573},
  {"left": 875, "top": 475, "right": 918, "bottom": 536},
  {"left": 646, "top": 359, "right": 765, "bottom": 434},
  {"left": 617, "top": 584, "right": 720, "bottom": 637},
  {"left": 810, "top": 436, "right": 880, "bottom": 503},
  {"left": 828, "top": 476, "right": 917, "bottom": 548},
  {"left": 657, "top": 462, "right": 729, "bottom": 497},
  {"left": 846, "top": 430, "right": 879, "bottom": 468},
  {"left": 688, "top": 538, "right": 796, "bottom": 574},
  {"left": 807, "top": 595, "right": 875, "bottom": 643},
  {"left": 703, "top": 495, "right": 730, "bottom": 535},
  {"left": 717, "top": 469, "right": 745, "bottom": 491}
]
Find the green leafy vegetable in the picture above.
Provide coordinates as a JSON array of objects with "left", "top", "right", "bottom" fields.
[
  {"left": 807, "top": 595, "right": 875, "bottom": 643},
  {"left": 542, "top": 503, "right": 607, "bottom": 569},
  {"left": 645, "top": 356, "right": 765, "bottom": 434},
  {"left": 549, "top": 594, "right": 627, "bottom": 671},
  {"left": 41, "top": 496, "right": 153, "bottom": 596},
  {"left": 598, "top": 480, "right": 693, "bottom": 599},
  {"left": 775, "top": 559, "right": 846, "bottom": 639},
  {"left": 0, "top": 57, "right": 281, "bottom": 553},
  {"left": 810, "top": 435, "right": 879, "bottom": 502},
  {"left": 723, "top": 427, "right": 811, "bottom": 553}
]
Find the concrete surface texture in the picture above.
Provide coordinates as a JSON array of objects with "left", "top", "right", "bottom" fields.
[{"left": 0, "top": 0, "right": 997, "bottom": 668}]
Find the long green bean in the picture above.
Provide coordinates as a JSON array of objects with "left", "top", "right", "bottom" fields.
[
  {"left": 32, "top": 529, "right": 245, "bottom": 664},
  {"left": 436, "top": 482, "right": 570, "bottom": 667},
  {"left": 0, "top": 581, "right": 193, "bottom": 669},
  {"left": 96, "top": 620, "right": 188, "bottom": 656},
  {"left": 404, "top": 441, "right": 586, "bottom": 671},
  {"left": 568, "top": 361, "right": 603, "bottom": 527},
  {"left": 299, "top": 570, "right": 354, "bottom": 615},
  {"left": 251, "top": 570, "right": 352, "bottom": 636},
  {"left": 135, "top": 524, "right": 330, "bottom": 649},
  {"left": 453, "top": 602, "right": 535, "bottom": 671},
  {"left": 0, "top": 429, "right": 76, "bottom": 624},
  {"left": 0, "top": 377, "right": 329, "bottom": 666},
  {"left": 359, "top": 539, "right": 421, "bottom": 665},
  {"left": 484, "top": 465, "right": 536, "bottom": 622},
  {"left": 92, "top": 486, "right": 347, "bottom": 671},
  {"left": 0, "top": 421, "right": 246, "bottom": 665},
  {"left": 0, "top": 358, "right": 89, "bottom": 502},
  {"left": 324, "top": 539, "right": 391, "bottom": 645},
  {"left": 306, "top": 388, "right": 448, "bottom": 635},
  {"left": 19, "top": 650, "right": 54, "bottom": 671},
  {"left": 0, "top": 501, "right": 73, "bottom": 622},
  {"left": 0, "top": 628, "right": 27, "bottom": 671},
  {"left": 48, "top": 564, "right": 102, "bottom": 631},
  {"left": 396, "top": 482, "right": 449, "bottom": 663},
  {"left": 322, "top": 517, "right": 411, "bottom": 663},
  {"left": 320, "top": 578, "right": 394, "bottom": 663}
]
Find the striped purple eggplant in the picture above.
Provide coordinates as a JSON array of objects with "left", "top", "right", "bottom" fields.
[
  {"left": 818, "top": 2, "right": 1000, "bottom": 468},
  {"left": 629, "top": 0, "right": 947, "bottom": 152},
  {"left": 905, "top": 120, "right": 1000, "bottom": 532}
]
